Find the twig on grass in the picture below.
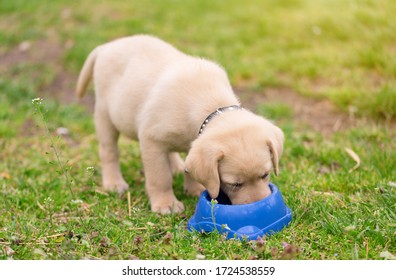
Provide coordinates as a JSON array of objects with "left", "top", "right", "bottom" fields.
[
  {"left": 127, "top": 191, "right": 131, "bottom": 218},
  {"left": 36, "top": 200, "right": 45, "bottom": 211},
  {"left": 95, "top": 188, "right": 109, "bottom": 196},
  {"left": 131, "top": 197, "right": 141, "bottom": 208},
  {"left": 345, "top": 148, "right": 361, "bottom": 172},
  {"left": 127, "top": 227, "right": 148, "bottom": 231}
]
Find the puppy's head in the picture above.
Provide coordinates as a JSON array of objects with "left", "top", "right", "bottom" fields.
[{"left": 185, "top": 115, "right": 284, "bottom": 204}]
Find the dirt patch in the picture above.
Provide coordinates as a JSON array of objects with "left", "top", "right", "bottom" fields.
[
  {"left": 1, "top": 38, "right": 393, "bottom": 135},
  {"left": 0, "top": 39, "right": 95, "bottom": 112},
  {"left": 237, "top": 87, "right": 363, "bottom": 135}
]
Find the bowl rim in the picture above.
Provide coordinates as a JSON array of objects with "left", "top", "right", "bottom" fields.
[{"left": 200, "top": 183, "right": 279, "bottom": 209}]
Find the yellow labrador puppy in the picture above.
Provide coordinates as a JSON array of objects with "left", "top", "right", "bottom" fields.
[{"left": 76, "top": 35, "right": 284, "bottom": 214}]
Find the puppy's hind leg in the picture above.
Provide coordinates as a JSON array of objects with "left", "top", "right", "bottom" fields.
[
  {"left": 168, "top": 152, "right": 184, "bottom": 175},
  {"left": 169, "top": 152, "right": 204, "bottom": 197},
  {"left": 95, "top": 105, "right": 129, "bottom": 194},
  {"left": 184, "top": 172, "right": 205, "bottom": 197}
]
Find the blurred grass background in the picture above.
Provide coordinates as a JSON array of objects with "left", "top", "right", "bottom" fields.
[{"left": 1, "top": 0, "right": 395, "bottom": 119}]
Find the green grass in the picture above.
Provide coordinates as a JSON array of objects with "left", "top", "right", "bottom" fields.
[
  {"left": 1, "top": 0, "right": 395, "bottom": 260},
  {"left": 1, "top": 81, "right": 395, "bottom": 260}
]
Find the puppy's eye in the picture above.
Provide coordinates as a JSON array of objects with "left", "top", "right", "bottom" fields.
[
  {"left": 260, "top": 173, "right": 270, "bottom": 180},
  {"left": 229, "top": 182, "right": 244, "bottom": 188}
]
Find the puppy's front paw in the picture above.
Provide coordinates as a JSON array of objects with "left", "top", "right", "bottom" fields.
[
  {"left": 103, "top": 179, "right": 129, "bottom": 194},
  {"left": 151, "top": 197, "right": 185, "bottom": 214}
]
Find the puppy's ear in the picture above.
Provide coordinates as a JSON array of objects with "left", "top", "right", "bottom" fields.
[
  {"left": 267, "top": 126, "right": 284, "bottom": 176},
  {"left": 185, "top": 141, "right": 224, "bottom": 199}
]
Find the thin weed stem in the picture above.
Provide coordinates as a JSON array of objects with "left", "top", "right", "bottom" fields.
[
  {"left": 36, "top": 104, "right": 75, "bottom": 200},
  {"left": 32, "top": 98, "right": 89, "bottom": 232},
  {"left": 211, "top": 198, "right": 218, "bottom": 233}
]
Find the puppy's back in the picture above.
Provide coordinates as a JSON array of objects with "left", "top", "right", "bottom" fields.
[{"left": 96, "top": 35, "right": 185, "bottom": 74}]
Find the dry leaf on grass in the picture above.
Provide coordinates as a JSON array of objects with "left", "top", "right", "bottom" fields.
[
  {"left": 380, "top": 251, "right": 396, "bottom": 260},
  {"left": 196, "top": 254, "right": 206, "bottom": 260},
  {"left": 2, "top": 246, "right": 15, "bottom": 256},
  {"left": 388, "top": 181, "right": 396, "bottom": 188},
  {"left": 345, "top": 148, "right": 361, "bottom": 172},
  {"left": 0, "top": 171, "right": 11, "bottom": 179}
]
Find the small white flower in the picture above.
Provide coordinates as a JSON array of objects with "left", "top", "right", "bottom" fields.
[
  {"left": 32, "top": 98, "right": 43, "bottom": 105},
  {"left": 86, "top": 166, "right": 95, "bottom": 172},
  {"left": 44, "top": 197, "right": 53, "bottom": 204},
  {"left": 56, "top": 127, "right": 69, "bottom": 136},
  {"left": 221, "top": 224, "right": 231, "bottom": 230}
]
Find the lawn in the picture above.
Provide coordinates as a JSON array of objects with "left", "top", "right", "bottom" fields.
[{"left": 0, "top": 0, "right": 395, "bottom": 260}]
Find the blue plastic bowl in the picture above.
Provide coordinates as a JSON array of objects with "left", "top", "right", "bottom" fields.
[{"left": 187, "top": 183, "right": 292, "bottom": 240}]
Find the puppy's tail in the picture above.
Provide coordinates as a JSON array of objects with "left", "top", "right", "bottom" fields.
[{"left": 76, "top": 47, "right": 100, "bottom": 99}]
